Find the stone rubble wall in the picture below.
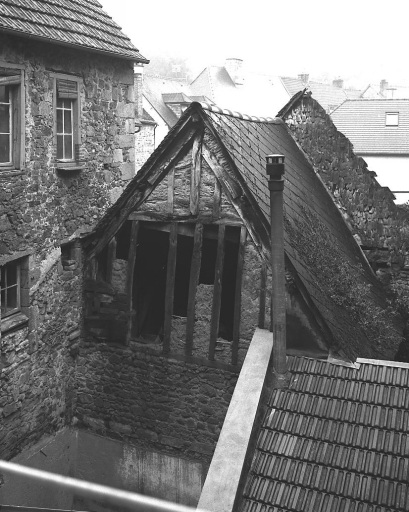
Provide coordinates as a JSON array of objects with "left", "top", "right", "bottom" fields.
[
  {"left": 0, "top": 32, "right": 137, "bottom": 457},
  {"left": 75, "top": 341, "right": 238, "bottom": 463},
  {"left": 282, "top": 95, "right": 409, "bottom": 267}
]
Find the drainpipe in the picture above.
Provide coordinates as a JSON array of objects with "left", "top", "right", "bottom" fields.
[{"left": 266, "top": 154, "right": 289, "bottom": 388}]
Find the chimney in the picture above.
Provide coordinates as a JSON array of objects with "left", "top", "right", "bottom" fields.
[
  {"left": 225, "top": 58, "right": 244, "bottom": 85},
  {"left": 332, "top": 78, "right": 344, "bottom": 88},
  {"left": 298, "top": 73, "right": 309, "bottom": 85},
  {"left": 266, "top": 155, "right": 289, "bottom": 388},
  {"left": 380, "top": 79, "right": 389, "bottom": 95}
]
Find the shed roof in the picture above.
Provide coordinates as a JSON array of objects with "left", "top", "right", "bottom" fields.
[
  {"left": 242, "top": 355, "right": 409, "bottom": 511},
  {"left": 0, "top": 0, "right": 148, "bottom": 62},
  {"left": 331, "top": 99, "right": 409, "bottom": 154},
  {"left": 83, "top": 101, "right": 401, "bottom": 361}
]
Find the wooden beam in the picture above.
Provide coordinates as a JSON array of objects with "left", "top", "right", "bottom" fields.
[
  {"left": 163, "top": 223, "right": 178, "bottom": 354},
  {"left": 232, "top": 226, "right": 247, "bottom": 365},
  {"left": 185, "top": 223, "right": 203, "bottom": 356},
  {"left": 126, "top": 221, "right": 140, "bottom": 344},
  {"left": 258, "top": 261, "right": 267, "bottom": 329},
  {"left": 209, "top": 224, "right": 225, "bottom": 361},
  {"left": 167, "top": 167, "right": 175, "bottom": 214},
  {"left": 190, "top": 134, "right": 202, "bottom": 215},
  {"left": 106, "top": 237, "right": 117, "bottom": 285},
  {"left": 128, "top": 211, "right": 241, "bottom": 225},
  {"left": 213, "top": 178, "right": 221, "bottom": 219}
]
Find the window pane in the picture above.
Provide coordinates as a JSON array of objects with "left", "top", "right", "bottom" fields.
[
  {"left": 6, "top": 262, "right": 17, "bottom": 286},
  {"left": 57, "top": 108, "right": 63, "bottom": 133},
  {"left": 0, "top": 267, "right": 5, "bottom": 288},
  {"left": 64, "top": 109, "right": 72, "bottom": 133},
  {"left": 57, "top": 134, "right": 63, "bottom": 159},
  {"left": 0, "top": 85, "right": 9, "bottom": 103},
  {"left": 1, "top": 288, "right": 5, "bottom": 315},
  {"left": 0, "top": 104, "right": 10, "bottom": 133},
  {"left": 6, "top": 285, "right": 17, "bottom": 312},
  {"left": 64, "top": 135, "right": 73, "bottom": 159},
  {"left": 57, "top": 98, "right": 63, "bottom": 108},
  {"left": 0, "top": 133, "right": 10, "bottom": 163}
]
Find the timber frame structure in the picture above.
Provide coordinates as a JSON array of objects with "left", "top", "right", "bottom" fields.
[{"left": 80, "top": 102, "right": 402, "bottom": 366}]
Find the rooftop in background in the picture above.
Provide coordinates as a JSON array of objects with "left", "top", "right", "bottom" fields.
[
  {"left": 0, "top": 0, "right": 148, "bottom": 62},
  {"left": 331, "top": 99, "right": 409, "bottom": 155},
  {"left": 242, "top": 355, "right": 409, "bottom": 511},
  {"left": 280, "top": 74, "right": 363, "bottom": 113}
]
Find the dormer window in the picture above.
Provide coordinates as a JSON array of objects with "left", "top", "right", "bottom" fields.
[{"left": 385, "top": 112, "right": 399, "bottom": 126}]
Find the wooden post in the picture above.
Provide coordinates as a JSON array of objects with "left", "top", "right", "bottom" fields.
[
  {"left": 167, "top": 168, "right": 175, "bottom": 214},
  {"left": 106, "top": 237, "right": 117, "bottom": 285},
  {"left": 126, "top": 221, "right": 139, "bottom": 344},
  {"left": 185, "top": 223, "right": 203, "bottom": 356},
  {"left": 209, "top": 224, "right": 225, "bottom": 361},
  {"left": 232, "top": 226, "right": 246, "bottom": 365},
  {"left": 190, "top": 135, "right": 202, "bottom": 215},
  {"left": 163, "top": 223, "right": 178, "bottom": 355}
]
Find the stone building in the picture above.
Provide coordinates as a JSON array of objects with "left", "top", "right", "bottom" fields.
[{"left": 0, "top": 0, "right": 147, "bottom": 462}]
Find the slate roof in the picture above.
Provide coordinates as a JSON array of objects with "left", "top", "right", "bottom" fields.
[
  {"left": 200, "top": 103, "right": 399, "bottom": 360},
  {"left": 242, "top": 356, "right": 409, "bottom": 511},
  {"left": 143, "top": 75, "right": 191, "bottom": 127},
  {"left": 281, "top": 77, "right": 362, "bottom": 112},
  {"left": 0, "top": 0, "right": 148, "bottom": 62},
  {"left": 331, "top": 99, "right": 409, "bottom": 154}
]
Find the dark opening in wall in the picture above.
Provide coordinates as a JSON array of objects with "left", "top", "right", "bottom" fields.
[
  {"left": 133, "top": 226, "right": 169, "bottom": 339},
  {"left": 174, "top": 234, "right": 193, "bottom": 317},
  {"left": 219, "top": 226, "right": 240, "bottom": 341},
  {"left": 199, "top": 227, "right": 217, "bottom": 285}
]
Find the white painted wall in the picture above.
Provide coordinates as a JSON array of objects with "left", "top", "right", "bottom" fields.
[{"left": 362, "top": 154, "right": 409, "bottom": 204}]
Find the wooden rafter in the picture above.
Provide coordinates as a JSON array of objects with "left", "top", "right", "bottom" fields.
[{"left": 190, "top": 131, "right": 203, "bottom": 215}]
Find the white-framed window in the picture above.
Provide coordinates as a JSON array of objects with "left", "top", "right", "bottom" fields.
[
  {"left": 0, "top": 68, "right": 24, "bottom": 170},
  {"left": 54, "top": 76, "right": 82, "bottom": 168},
  {"left": 0, "top": 259, "right": 20, "bottom": 318},
  {"left": 385, "top": 112, "right": 399, "bottom": 126},
  {"left": 0, "top": 256, "right": 30, "bottom": 332}
]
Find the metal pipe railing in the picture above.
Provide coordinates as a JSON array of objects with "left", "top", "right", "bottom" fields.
[{"left": 0, "top": 460, "right": 205, "bottom": 512}]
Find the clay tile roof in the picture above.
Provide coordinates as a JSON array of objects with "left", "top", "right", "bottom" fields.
[
  {"left": 331, "top": 99, "right": 409, "bottom": 155},
  {"left": 200, "top": 103, "right": 401, "bottom": 361},
  {"left": 0, "top": 0, "right": 148, "bottom": 62},
  {"left": 242, "top": 356, "right": 409, "bottom": 511}
]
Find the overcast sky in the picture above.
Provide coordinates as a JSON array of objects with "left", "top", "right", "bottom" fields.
[{"left": 99, "top": 0, "right": 408, "bottom": 88}]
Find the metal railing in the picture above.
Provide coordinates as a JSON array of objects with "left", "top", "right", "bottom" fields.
[{"left": 0, "top": 460, "right": 205, "bottom": 512}]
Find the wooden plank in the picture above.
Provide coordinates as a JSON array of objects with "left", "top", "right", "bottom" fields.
[
  {"left": 128, "top": 210, "right": 241, "bottom": 225},
  {"left": 213, "top": 178, "right": 221, "bottom": 218},
  {"left": 258, "top": 261, "right": 267, "bottom": 329},
  {"left": 163, "top": 223, "right": 178, "bottom": 354},
  {"left": 185, "top": 223, "right": 203, "bottom": 356},
  {"left": 232, "top": 226, "right": 247, "bottom": 365},
  {"left": 106, "top": 237, "right": 117, "bottom": 285},
  {"left": 126, "top": 221, "right": 140, "bottom": 344},
  {"left": 209, "top": 224, "right": 225, "bottom": 361},
  {"left": 167, "top": 167, "right": 175, "bottom": 214},
  {"left": 190, "top": 134, "right": 202, "bottom": 215}
]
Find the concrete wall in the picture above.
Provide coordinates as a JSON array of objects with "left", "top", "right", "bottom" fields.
[{"left": 0, "top": 428, "right": 203, "bottom": 508}]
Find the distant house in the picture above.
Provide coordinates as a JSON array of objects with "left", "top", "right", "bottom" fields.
[
  {"left": 331, "top": 99, "right": 409, "bottom": 203},
  {"left": 281, "top": 74, "right": 362, "bottom": 113},
  {"left": 0, "top": 0, "right": 147, "bottom": 462},
  {"left": 361, "top": 79, "right": 409, "bottom": 100}
]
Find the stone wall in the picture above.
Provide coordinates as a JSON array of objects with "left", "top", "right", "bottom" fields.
[
  {"left": 75, "top": 341, "right": 239, "bottom": 463},
  {"left": 135, "top": 123, "right": 156, "bottom": 172},
  {"left": 0, "top": 32, "right": 138, "bottom": 457},
  {"left": 281, "top": 94, "right": 409, "bottom": 267}
]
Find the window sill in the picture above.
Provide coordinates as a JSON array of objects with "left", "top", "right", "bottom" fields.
[
  {"left": 1, "top": 311, "right": 29, "bottom": 334},
  {"left": 56, "top": 162, "right": 85, "bottom": 172},
  {"left": 0, "top": 169, "right": 24, "bottom": 178}
]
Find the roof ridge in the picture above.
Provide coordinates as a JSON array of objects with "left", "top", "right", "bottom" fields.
[{"left": 198, "top": 101, "right": 280, "bottom": 123}]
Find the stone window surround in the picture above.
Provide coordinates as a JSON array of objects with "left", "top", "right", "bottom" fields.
[
  {"left": 0, "top": 254, "right": 30, "bottom": 334},
  {"left": 51, "top": 72, "right": 84, "bottom": 172},
  {"left": 0, "top": 60, "right": 25, "bottom": 174}
]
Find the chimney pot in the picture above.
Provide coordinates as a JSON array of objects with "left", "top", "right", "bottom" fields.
[
  {"left": 332, "top": 78, "right": 344, "bottom": 88},
  {"left": 298, "top": 73, "right": 309, "bottom": 85}
]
